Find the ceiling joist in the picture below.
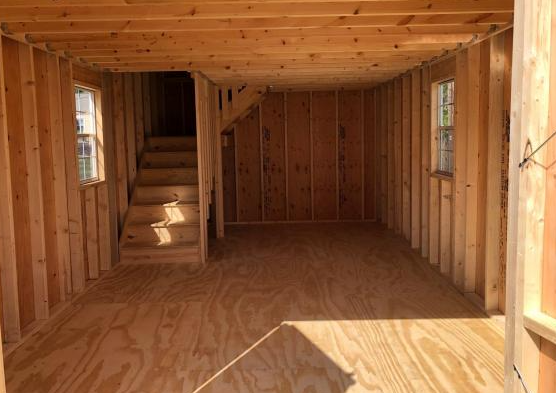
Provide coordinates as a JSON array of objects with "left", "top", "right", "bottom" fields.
[{"left": 0, "top": 0, "right": 514, "bottom": 88}]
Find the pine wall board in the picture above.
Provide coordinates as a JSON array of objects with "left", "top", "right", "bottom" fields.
[
  {"left": 236, "top": 108, "right": 262, "bottom": 222},
  {"left": 224, "top": 88, "right": 378, "bottom": 224},
  {"left": 0, "top": 35, "right": 120, "bottom": 346},
  {"left": 368, "top": 32, "right": 513, "bottom": 313},
  {"left": 261, "top": 92, "right": 287, "bottom": 221},
  {"left": 286, "top": 92, "right": 312, "bottom": 221},
  {"left": 338, "top": 90, "right": 363, "bottom": 220},
  {"left": 312, "top": 91, "right": 338, "bottom": 221},
  {"left": 363, "top": 89, "right": 377, "bottom": 221}
]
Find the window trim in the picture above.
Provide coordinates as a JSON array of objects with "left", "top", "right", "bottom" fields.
[
  {"left": 73, "top": 81, "right": 105, "bottom": 188},
  {"left": 431, "top": 77, "right": 455, "bottom": 179}
]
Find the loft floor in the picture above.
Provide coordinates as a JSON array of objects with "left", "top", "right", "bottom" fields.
[{"left": 4, "top": 223, "right": 504, "bottom": 393}]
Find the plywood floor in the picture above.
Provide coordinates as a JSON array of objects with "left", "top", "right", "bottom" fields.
[{"left": 4, "top": 223, "right": 504, "bottom": 393}]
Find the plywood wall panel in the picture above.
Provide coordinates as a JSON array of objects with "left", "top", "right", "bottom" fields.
[
  {"left": 364, "top": 89, "right": 376, "bottom": 221},
  {"left": 261, "top": 92, "right": 287, "bottom": 221},
  {"left": 286, "top": 91, "right": 312, "bottom": 221},
  {"left": 222, "top": 131, "right": 237, "bottom": 222},
  {"left": 338, "top": 90, "right": 363, "bottom": 220},
  {"left": 312, "top": 91, "right": 338, "bottom": 221},
  {"left": 236, "top": 109, "right": 262, "bottom": 222}
]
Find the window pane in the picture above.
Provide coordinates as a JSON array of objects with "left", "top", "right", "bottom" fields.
[
  {"left": 439, "top": 104, "right": 454, "bottom": 127},
  {"left": 75, "top": 86, "right": 98, "bottom": 183},
  {"left": 438, "top": 127, "right": 454, "bottom": 174}
]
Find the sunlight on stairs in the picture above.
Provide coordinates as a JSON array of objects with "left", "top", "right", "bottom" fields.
[{"left": 119, "top": 136, "right": 201, "bottom": 264}]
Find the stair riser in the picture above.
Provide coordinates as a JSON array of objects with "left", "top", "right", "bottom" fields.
[
  {"left": 120, "top": 247, "right": 200, "bottom": 264},
  {"left": 146, "top": 137, "right": 197, "bottom": 152},
  {"left": 127, "top": 205, "right": 200, "bottom": 226},
  {"left": 124, "top": 226, "right": 199, "bottom": 244},
  {"left": 139, "top": 169, "right": 198, "bottom": 186},
  {"left": 142, "top": 152, "right": 197, "bottom": 168},
  {"left": 135, "top": 186, "right": 199, "bottom": 204}
]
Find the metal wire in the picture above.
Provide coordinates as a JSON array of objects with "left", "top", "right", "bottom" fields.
[{"left": 519, "top": 131, "right": 556, "bottom": 168}]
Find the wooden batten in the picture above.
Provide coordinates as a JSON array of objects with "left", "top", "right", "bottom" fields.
[
  {"left": 60, "top": 58, "right": 86, "bottom": 293},
  {"left": 420, "top": 66, "right": 431, "bottom": 258},
  {"left": 123, "top": 73, "right": 137, "bottom": 193},
  {"left": 452, "top": 49, "right": 468, "bottom": 291},
  {"left": 111, "top": 73, "right": 129, "bottom": 229},
  {"left": 401, "top": 75, "right": 411, "bottom": 241},
  {"left": 484, "top": 33, "right": 506, "bottom": 312},
  {"left": 393, "top": 78, "right": 403, "bottom": 235},
  {"left": 410, "top": 69, "right": 421, "bottom": 250},
  {"left": 464, "top": 44, "right": 481, "bottom": 294}
]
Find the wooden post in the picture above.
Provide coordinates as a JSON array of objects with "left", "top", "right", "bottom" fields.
[{"left": 505, "top": 0, "right": 552, "bottom": 391}]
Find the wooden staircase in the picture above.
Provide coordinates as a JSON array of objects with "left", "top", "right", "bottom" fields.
[{"left": 119, "top": 136, "right": 202, "bottom": 264}]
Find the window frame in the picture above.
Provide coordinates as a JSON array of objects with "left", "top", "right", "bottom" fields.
[
  {"left": 431, "top": 78, "right": 456, "bottom": 179},
  {"left": 73, "top": 81, "right": 105, "bottom": 188}
]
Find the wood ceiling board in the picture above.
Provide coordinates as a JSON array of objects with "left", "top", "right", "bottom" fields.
[
  {"left": 0, "top": 2, "right": 514, "bottom": 22},
  {"left": 1, "top": 13, "right": 513, "bottom": 32}
]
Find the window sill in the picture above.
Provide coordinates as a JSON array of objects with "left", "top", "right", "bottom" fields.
[
  {"left": 430, "top": 172, "right": 453, "bottom": 182},
  {"left": 79, "top": 179, "right": 105, "bottom": 190}
]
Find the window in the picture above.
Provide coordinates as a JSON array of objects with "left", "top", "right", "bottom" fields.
[
  {"left": 437, "top": 79, "right": 455, "bottom": 175},
  {"left": 75, "top": 86, "right": 98, "bottom": 183}
]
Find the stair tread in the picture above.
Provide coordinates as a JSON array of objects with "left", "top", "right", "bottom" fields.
[
  {"left": 131, "top": 202, "right": 199, "bottom": 207},
  {"left": 121, "top": 241, "right": 199, "bottom": 249},
  {"left": 126, "top": 222, "right": 199, "bottom": 228}
]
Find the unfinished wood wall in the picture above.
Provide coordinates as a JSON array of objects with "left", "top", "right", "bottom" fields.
[
  {"left": 223, "top": 90, "right": 378, "bottom": 223},
  {"left": 505, "top": 1, "right": 556, "bottom": 391},
  {"left": 0, "top": 36, "right": 119, "bottom": 347},
  {"left": 373, "top": 30, "right": 513, "bottom": 312}
]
